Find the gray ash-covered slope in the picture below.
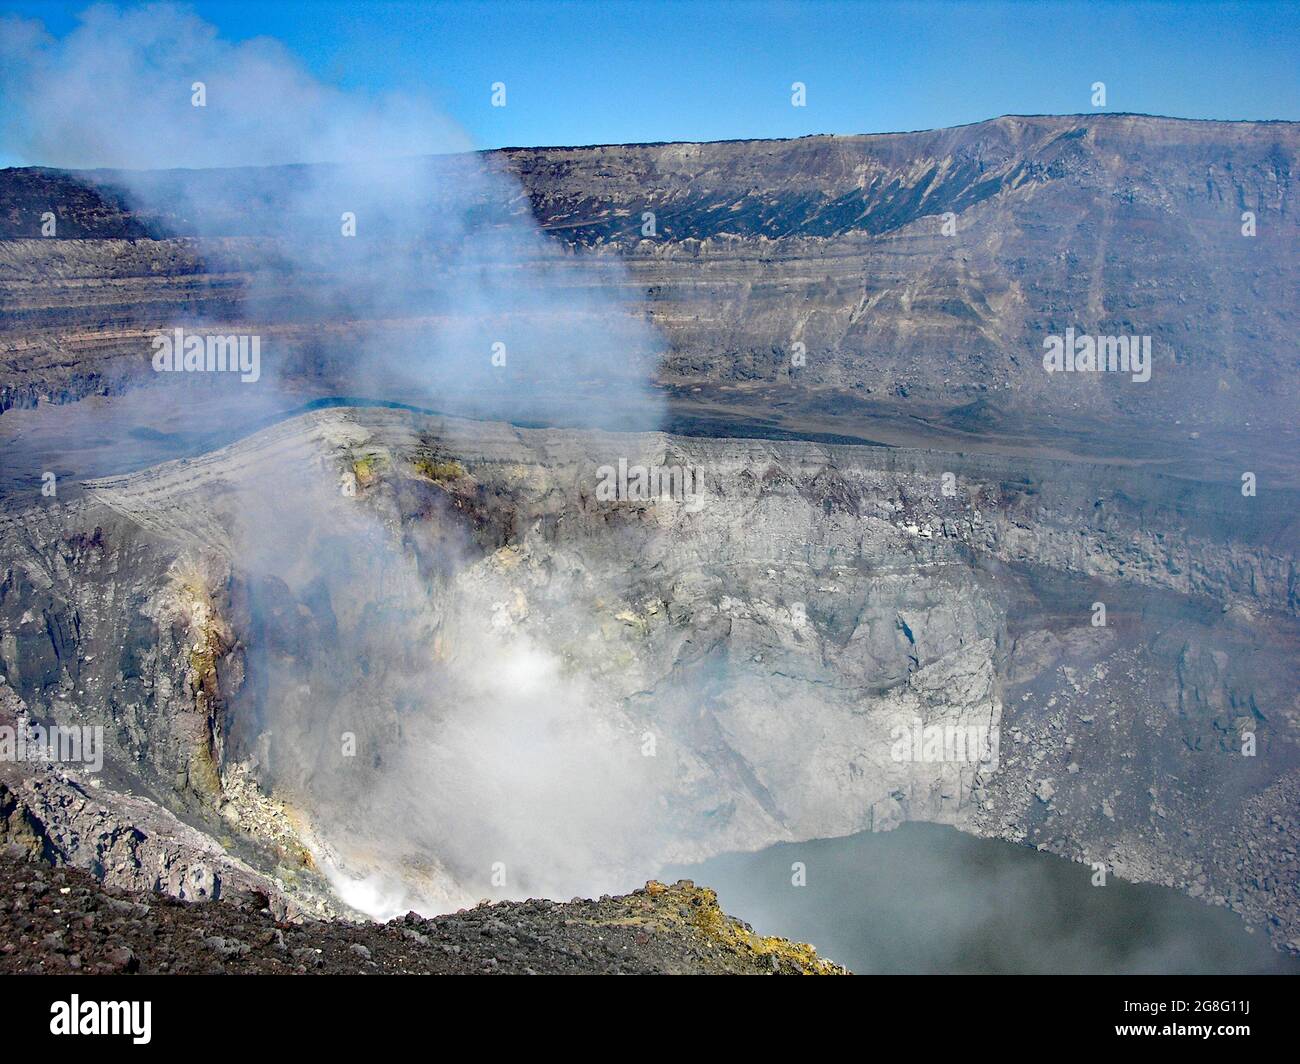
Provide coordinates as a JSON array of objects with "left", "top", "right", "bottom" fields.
[{"left": 1, "top": 114, "right": 1296, "bottom": 467}]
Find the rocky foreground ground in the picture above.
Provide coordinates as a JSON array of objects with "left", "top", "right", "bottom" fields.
[{"left": 0, "top": 847, "right": 846, "bottom": 975}]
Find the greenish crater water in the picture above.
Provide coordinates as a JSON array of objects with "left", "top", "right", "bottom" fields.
[{"left": 667, "top": 823, "right": 1298, "bottom": 974}]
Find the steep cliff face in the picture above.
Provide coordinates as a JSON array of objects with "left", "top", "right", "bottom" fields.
[
  {"left": 2, "top": 115, "right": 1296, "bottom": 459},
  {"left": 0, "top": 115, "right": 1295, "bottom": 958},
  {"left": 1, "top": 407, "right": 1295, "bottom": 948}
]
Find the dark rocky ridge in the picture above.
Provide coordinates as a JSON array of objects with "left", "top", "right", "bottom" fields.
[{"left": 0, "top": 846, "right": 844, "bottom": 974}]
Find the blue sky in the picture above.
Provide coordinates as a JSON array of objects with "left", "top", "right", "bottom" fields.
[{"left": 5, "top": 0, "right": 1298, "bottom": 150}]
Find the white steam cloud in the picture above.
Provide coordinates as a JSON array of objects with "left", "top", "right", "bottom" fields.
[
  {"left": 1, "top": 3, "right": 673, "bottom": 915},
  {"left": 0, "top": 3, "right": 469, "bottom": 168}
]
